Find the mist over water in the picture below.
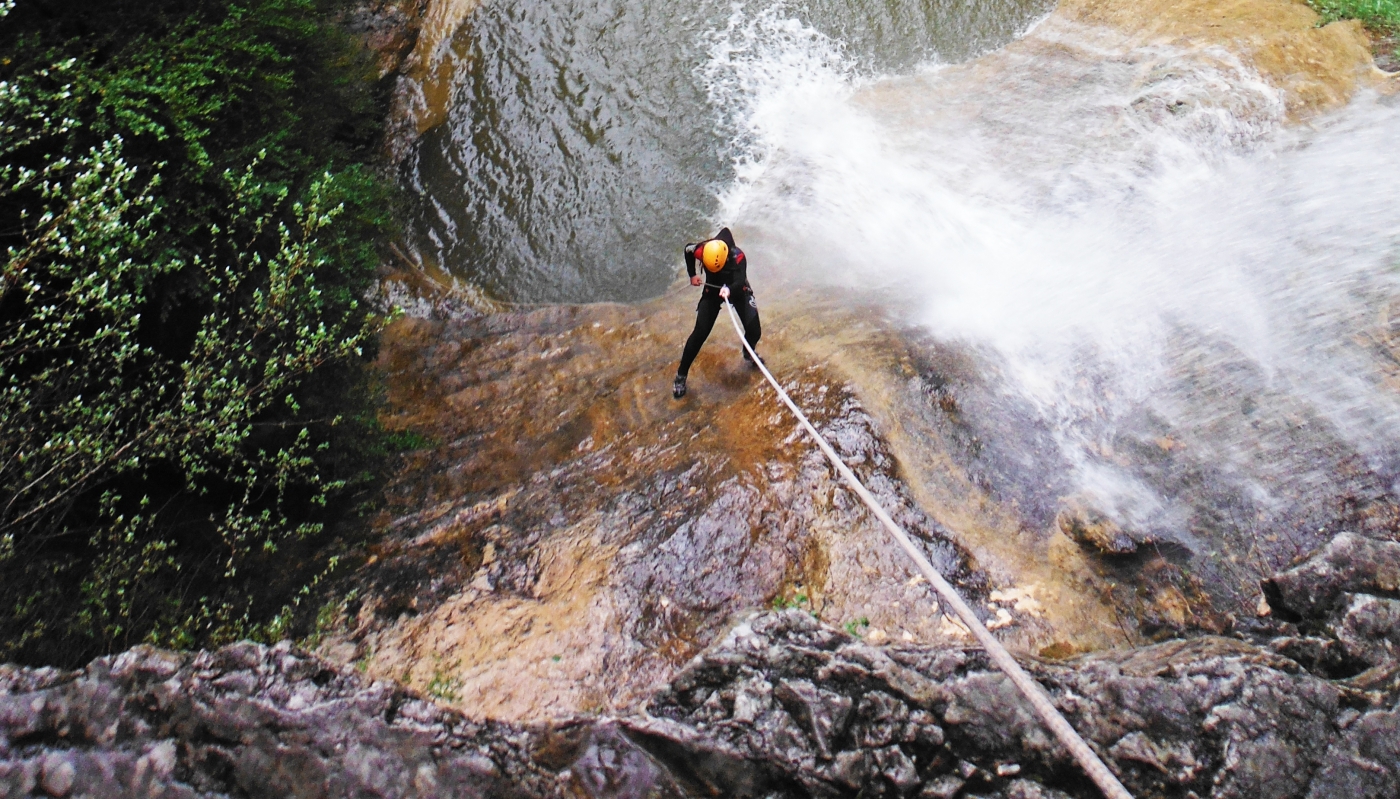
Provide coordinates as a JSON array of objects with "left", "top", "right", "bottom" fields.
[{"left": 711, "top": 6, "right": 1400, "bottom": 549}]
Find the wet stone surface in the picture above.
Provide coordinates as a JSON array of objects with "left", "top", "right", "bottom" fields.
[
  {"left": 331, "top": 289, "right": 989, "bottom": 721},
  {"left": 7, "top": 543, "right": 1400, "bottom": 799}
]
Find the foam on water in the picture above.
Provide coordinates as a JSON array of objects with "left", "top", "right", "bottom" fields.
[{"left": 704, "top": 5, "right": 1400, "bottom": 535}]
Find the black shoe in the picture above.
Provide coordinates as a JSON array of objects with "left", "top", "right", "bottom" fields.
[
  {"left": 743, "top": 349, "right": 763, "bottom": 368},
  {"left": 672, "top": 374, "right": 687, "bottom": 399}
]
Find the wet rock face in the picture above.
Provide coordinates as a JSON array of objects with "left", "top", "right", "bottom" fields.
[
  {"left": 348, "top": 278, "right": 1400, "bottom": 723},
  {"left": 344, "top": 0, "right": 479, "bottom": 163},
  {"left": 345, "top": 0, "right": 424, "bottom": 78},
  {"left": 338, "top": 300, "right": 987, "bottom": 721},
  {"left": 1264, "top": 532, "right": 1400, "bottom": 622},
  {"left": 1262, "top": 531, "right": 1400, "bottom": 676},
  {"left": 1056, "top": 498, "right": 1150, "bottom": 556}
]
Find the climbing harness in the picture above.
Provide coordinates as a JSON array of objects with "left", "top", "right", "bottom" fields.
[{"left": 723, "top": 302, "right": 1135, "bottom": 799}]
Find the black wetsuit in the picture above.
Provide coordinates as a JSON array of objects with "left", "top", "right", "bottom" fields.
[{"left": 677, "top": 227, "right": 761, "bottom": 378}]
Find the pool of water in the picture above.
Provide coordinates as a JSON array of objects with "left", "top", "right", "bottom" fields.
[{"left": 400, "top": 0, "right": 1053, "bottom": 302}]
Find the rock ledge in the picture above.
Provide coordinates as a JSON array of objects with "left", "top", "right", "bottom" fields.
[{"left": 6, "top": 533, "right": 1400, "bottom": 798}]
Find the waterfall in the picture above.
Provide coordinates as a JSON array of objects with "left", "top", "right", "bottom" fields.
[{"left": 706, "top": 3, "right": 1400, "bottom": 550}]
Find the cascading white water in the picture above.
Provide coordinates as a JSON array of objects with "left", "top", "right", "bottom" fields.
[{"left": 705, "top": 5, "right": 1400, "bottom": 548}]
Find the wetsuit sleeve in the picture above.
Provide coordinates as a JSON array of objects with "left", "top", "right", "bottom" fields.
[{"left": 684, "top": 243, "right": 699, "bottom": 279}]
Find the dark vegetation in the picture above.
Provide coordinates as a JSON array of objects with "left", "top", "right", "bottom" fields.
[{"left": 0, "top": 0, "right": 398, "bottom": 666}]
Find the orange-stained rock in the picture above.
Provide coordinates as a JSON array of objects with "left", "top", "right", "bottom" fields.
[{"left": 1058, "top": 0, "right": 1381, "bottom": 117}]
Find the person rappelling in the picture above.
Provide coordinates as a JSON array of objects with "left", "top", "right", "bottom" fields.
[{"left": 673, "top": 227, "right": 761, "bottom": 399}]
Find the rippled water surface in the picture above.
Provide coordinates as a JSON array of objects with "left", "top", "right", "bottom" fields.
[{"left": 402, "top": 0, "right": 1053, "bottom": 302}]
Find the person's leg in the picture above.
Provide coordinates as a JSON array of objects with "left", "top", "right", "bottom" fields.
[
  {"left": 678, "top": 291, "right": 723, "bottom": 378},
  {"left": 735, "top": 289, "right": 761, "bottom": 357}
]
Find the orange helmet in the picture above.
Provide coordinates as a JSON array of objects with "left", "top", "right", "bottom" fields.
[{"left": 700, "top": 240, "right": 729, "bottom": 272}]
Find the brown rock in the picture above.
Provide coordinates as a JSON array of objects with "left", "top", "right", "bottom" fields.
[{"left": 1057, "top": 497, "right": 1143, "bottom": 555}]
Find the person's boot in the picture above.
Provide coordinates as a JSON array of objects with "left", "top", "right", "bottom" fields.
[
  {"left": 743, "top": 348, "right": 763, "bottom": 368},
  {"left": 673, "top": 374, "right": 687, "bottom": 399}
]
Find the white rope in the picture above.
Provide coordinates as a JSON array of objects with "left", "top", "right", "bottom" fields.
[{"left": 723, "top": 301, "right": 1134, "bottom": 799}]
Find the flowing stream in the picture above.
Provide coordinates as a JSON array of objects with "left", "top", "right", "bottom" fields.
[{"left": 402, "top": 0, "right": 1400, "bottom": 623}]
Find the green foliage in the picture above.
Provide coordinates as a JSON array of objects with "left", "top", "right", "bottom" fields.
[
  {"left": 1307, "top": 0, "right": 1400, "bottom": 30},
  {"left": 300, "top": 586, "right": 355, "bottom": 651},
  {"left": 425, "top": 658, "right": 462, "bottom": 703},
  {"left": 771, "top": 589, "right": 819, "bottom": 619},
  {"left": 384, "top": 429, "right": 438, "bottom": 452},
  {"left": 771, "top": 592, "right": 810, "bottom": 610},
  {"left": 0, "top": 0, "right": 394, "bottom": 665},
  {"left": 843, "top": 617, "right": 870, "bottom": 636}
]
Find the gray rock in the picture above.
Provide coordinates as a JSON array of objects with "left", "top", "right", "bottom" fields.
[
  {"left": 1004, "top": 780, "right": 1074, "bottom": 799},
  {"left": 1107, "top": 730, "right": 1203, "bottom": 784},
  {"left": 38, "top": 755, "right": 73, "bottom": 797},
  {"left": 634, "top": 608, "right": 1394, "bottom": 798},
  {"left": 7, "top": 532, "right": 1400, "bottom": 798},
  {"left": 1264, "top": 532, "right": 1400, "bottom": 620},
  {"left": 920, "top": 774, "right": 965, "bottom": 798},
  {"left": 773, "top": 679, "right": 853, "bottom": 759},
  {"left": 0, "top": 644, "right": 564, "bottom": 798},
  {"left": 1337, "top": 593, "right": 1400, "bottom": 667},
  {"left": 852, "top": 691, "right": 908, "bottom": 749},
  {"left": 1305, "top": 709, "right": 1400, "bottom": 799}
]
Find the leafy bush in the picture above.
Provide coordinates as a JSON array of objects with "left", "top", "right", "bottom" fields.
[
  {"left": 1308, "top": 0, "right": 1400, "bottom": 30},
  {"left": 0, "top": 0, "right": 394, "bottom": 666}
]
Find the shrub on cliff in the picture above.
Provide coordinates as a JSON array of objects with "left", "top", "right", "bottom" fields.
[
  {"left": 0, "top": 0, "right": 393, "bottom": 666},
  {"left": 1308, "top": 0, "right": 1400, "bottom": 34}
]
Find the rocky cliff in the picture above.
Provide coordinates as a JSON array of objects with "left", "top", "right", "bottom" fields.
[{"left": 5, "top": 531, "right": 1400, "bottom": 798}]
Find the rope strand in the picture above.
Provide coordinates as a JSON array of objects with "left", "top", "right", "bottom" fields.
[{"left": 723, "top": 301, "right": 1134, "bottom": 799}]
